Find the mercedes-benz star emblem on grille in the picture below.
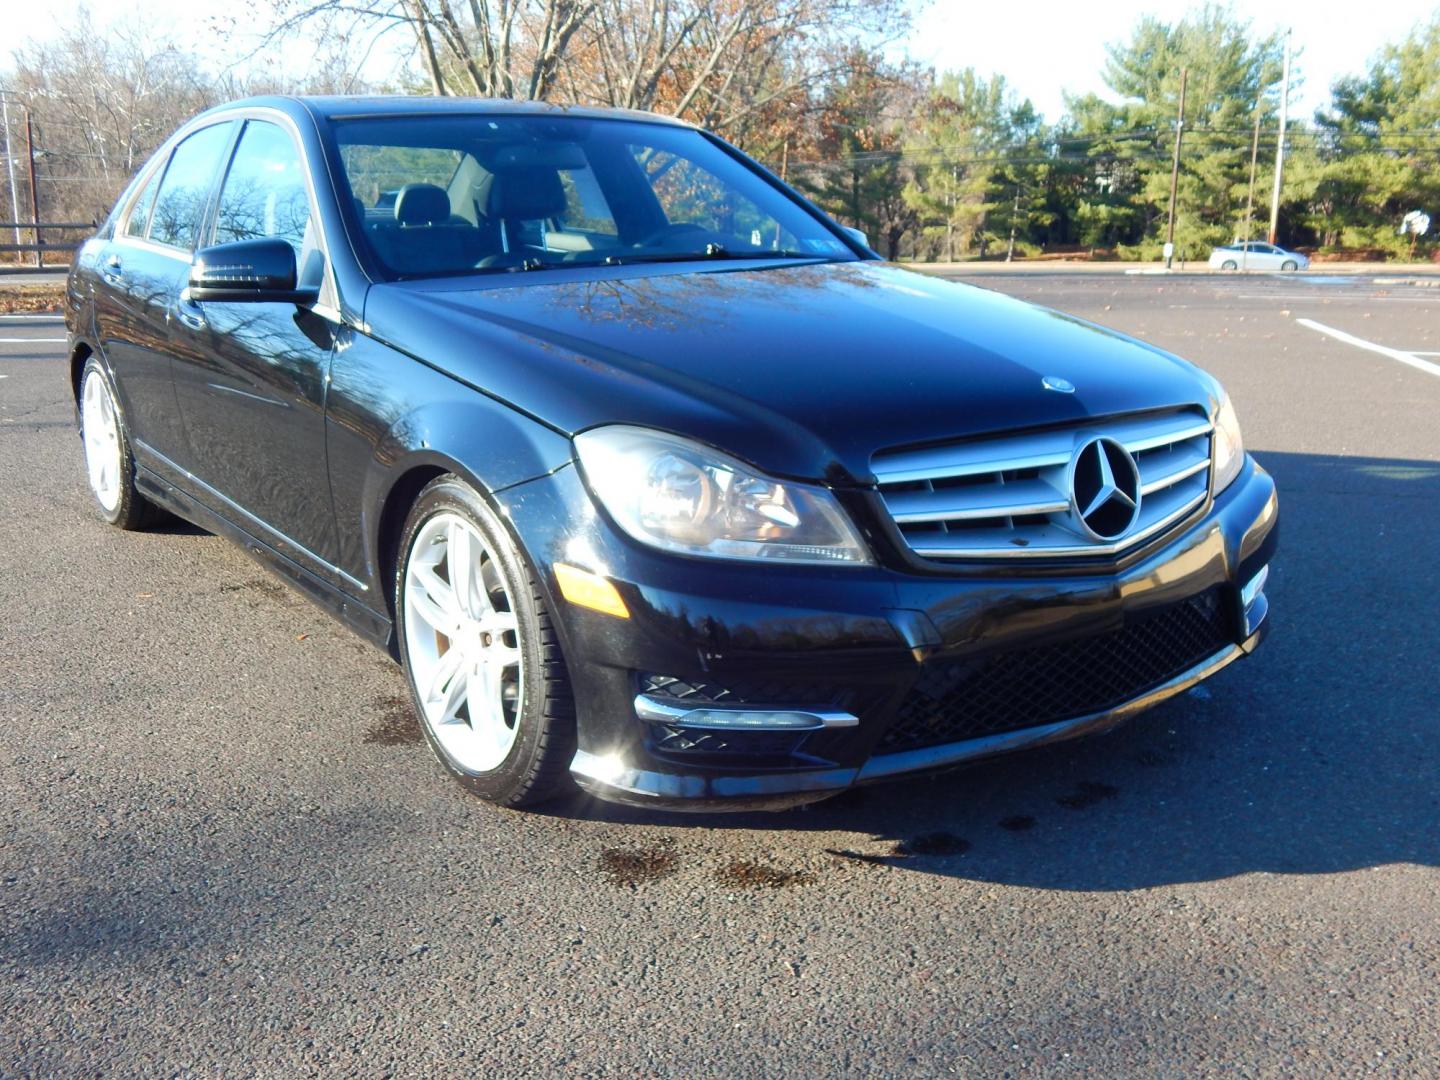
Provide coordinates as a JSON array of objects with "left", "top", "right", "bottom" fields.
[
  {"left": 1042, "top": 375, "right": 1076, "bottom": 393},
  {"left": 1070, "top": 437, "right": 1142, "bottom": 541}
]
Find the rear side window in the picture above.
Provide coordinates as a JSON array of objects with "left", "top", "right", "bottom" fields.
[
  {"left": 558, "top": 166, "right": 617, "bottom": 236},
  {"left": 124, "top": 167, "right": 163, "bottom": 240},
  {"left": 214, "top": 120, "right": 312, "bottom": 251},
  {"left": 149, "top": 122, "right": 235, "bottom": 251},
  {"left": 632, "top": 147, "right": 797, "bottom": 251},
  {"left": 341, "top": 145, "right": 462, "bottom": 208}
]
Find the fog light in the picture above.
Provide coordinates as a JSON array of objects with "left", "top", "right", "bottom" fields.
[
  {"left": 634, "top": 694, "right": 857, "bottom": 731},
  {"left": 1241, "top": 564, "right": 1270, "bottom": 635}
]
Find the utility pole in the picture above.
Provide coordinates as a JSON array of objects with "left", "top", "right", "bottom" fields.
[
  {"left": 1268, "top": 28, "right": 1291, "bottom": 245},
  {"left": 1242, "top": 99, "right": 1263, "bottom": 271},
  {"left": 1164, "top": 67, "right": 1188, "bottom": 270},
  {"left": 0, "top": 91, "right": 22, "bottom": 251},
  {"left": 1006, "top": 183, "right": 1021, "bottom": 262},
  {"left": 23, "top": 106, "right": 41, "bottom": 268}
]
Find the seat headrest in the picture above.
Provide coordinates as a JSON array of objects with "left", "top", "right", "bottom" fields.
[
  {"left": 394, "top": 183, "right": 451, "bottom": 226},
  {"left": 486, "top": 167, "right": 567, "bottom": 223}
]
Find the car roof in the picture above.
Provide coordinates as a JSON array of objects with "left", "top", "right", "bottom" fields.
[{"left": 197, "top": 95, "right": 695, "bottom": 130}]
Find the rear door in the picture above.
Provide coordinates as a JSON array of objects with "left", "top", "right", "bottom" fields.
[
  {"left": 167, "top": 117, "right": 343, "bottom": 569},
  {"left": 92, "top": 122, "right": 236, "bottom": 467}
]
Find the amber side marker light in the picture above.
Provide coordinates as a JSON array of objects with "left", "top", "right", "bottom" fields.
[{"left": 554, "top": 563, "right": 630, "bottom": 619}]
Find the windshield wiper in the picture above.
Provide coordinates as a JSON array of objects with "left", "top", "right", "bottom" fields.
[{"left": 603, "top": 244, "right": 826, "bottom": 267}]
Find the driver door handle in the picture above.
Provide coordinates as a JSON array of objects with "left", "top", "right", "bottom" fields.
[
  {"left": 100, "top": 253, "right": 124, "bottom": 285},
  {"left": 175, "top": 290, "right": 207, "bottom": 332}
]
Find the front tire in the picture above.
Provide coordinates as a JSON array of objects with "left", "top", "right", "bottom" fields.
[
  {"left": 79, "top": 357, "right": 161, "bottom": 530},
  {"left": 1281, "top": 259, "right": 1298, "bottom": 271},
  {"left": 396, "top": 476, "right": 576, "bottom": 807}
]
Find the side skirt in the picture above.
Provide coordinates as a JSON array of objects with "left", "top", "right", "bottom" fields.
[{"left": 135, "top": 466, "right": 396, "bottom": 656}]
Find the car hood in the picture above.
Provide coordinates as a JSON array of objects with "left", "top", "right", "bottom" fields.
[{"left": 364, "top": 260, "right": 1218, "bottom": 485}]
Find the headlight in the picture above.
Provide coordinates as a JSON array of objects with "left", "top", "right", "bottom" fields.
[
  {"left": 1212, "top": 392, "right": 1245, "bottom": 492},
  {"left": 573, "top": 426, "right": 871, "bottom": 565}
]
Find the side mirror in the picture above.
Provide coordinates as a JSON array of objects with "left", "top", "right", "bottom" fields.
[
  {"left": 188, "top": 238, "right": 318, "bottom": 304},
  {"left": 839, "top": 225, "right": 870, "bottom": 250}
]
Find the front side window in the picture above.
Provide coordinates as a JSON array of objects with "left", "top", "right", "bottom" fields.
[
  {"left": 331, "top": 114, "right": 852, "bottom": 280},
  {"left": 149, "top": 122, "right": 236, "bottom": 251},
  {"left": 214, "top": 120, "right": 312, "bottom": 251}
]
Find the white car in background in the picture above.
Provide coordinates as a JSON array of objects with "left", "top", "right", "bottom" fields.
[{"left": 1208, "top": 242, "right": 1309, "bottom": 271}]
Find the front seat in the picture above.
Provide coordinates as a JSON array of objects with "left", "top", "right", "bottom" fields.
[
  {"left": 480, "top": 167, "right": 569, "bottom": 264},
  {"left": 368, "top": 183, "right": 487, "bottom": 275}
]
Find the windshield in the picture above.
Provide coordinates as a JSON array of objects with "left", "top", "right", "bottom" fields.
[{"left": 330, "top": 114, "right": 855, "bottom": 281}]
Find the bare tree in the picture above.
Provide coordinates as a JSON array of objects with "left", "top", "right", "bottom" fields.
[
  {"left": 241, "top": 0, "right": 907, "bottom": 150},
  {"left": 4, "top": 11, "right": 214, "bottom": 223},
  {"left": 245, "top": 0, "right": 600, "bottom": 99}
]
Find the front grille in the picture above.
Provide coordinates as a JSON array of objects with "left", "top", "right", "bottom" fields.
[
  {"left": 878, "top": 589, "right": 1232, "bottom": 754},
  {"left": 873, "top": 409, "right": 1212, "bottom": 560}
]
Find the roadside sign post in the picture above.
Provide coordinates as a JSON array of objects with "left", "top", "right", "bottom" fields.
[
  {"left": 23, "top": 109, "right": 40, "bottom": 269},
  {"left": 1164, "top": 68, "right": 1188, "bottom": 270}
]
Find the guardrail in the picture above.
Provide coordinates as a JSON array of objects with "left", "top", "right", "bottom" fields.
[{"left": 0, "top": 221, "right": 94, "bottom": 268}]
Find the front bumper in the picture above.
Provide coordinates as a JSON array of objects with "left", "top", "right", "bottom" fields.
[{"left": 496, "top": 455, "right": 1278, "bottom": 812}]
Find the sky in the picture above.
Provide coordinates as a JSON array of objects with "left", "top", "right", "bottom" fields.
[
  {"left": 908, "top": 0, "right": 1439, "bottom": 122},
  {"left": 3, "top": 0, "right": 1437, "bottom": 124}
]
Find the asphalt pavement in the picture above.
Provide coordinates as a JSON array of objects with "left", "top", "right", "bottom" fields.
[{"left": 2, "top": 272, "right": 1437, "bottom": 1076}]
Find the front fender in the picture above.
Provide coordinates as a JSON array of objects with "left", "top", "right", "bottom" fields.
[{"left": 324, "top": 326, "right": 574, "bottom": 595}]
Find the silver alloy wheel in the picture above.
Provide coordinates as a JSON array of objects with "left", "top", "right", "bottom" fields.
[
  {"left": 402, "top": 511, "right": 525, "bottom": 773},
  {"left": 81, "top": 369, "right": 123, "bottom": 512}
]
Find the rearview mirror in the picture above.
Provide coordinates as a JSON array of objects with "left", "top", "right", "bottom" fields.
[{"left": 188, "top": 238, "right": 318, "bottom": 304}]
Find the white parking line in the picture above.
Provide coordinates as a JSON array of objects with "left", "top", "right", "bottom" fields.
[
  {"left": 1242, "top": 294, "right": 1440, "bottom": 303},
  {"left": 0, "top": 337, "right": 66, "bottom": 343},
  {"left": 1297, "top": 318, "right": 1440, "bottom": 381}
]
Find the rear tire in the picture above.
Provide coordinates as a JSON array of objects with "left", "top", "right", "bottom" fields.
[
  {"left": 1221, "top": 260, "right": 1238, "bottom": 271},
  {"left": 395, "top": 475, "right": 576, "bottom": 808},
  {"left": 78, "top": 357, "right": 162, "bottom": 530}
]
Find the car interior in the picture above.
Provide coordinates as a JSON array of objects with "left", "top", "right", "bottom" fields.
[{"left": 335, "top": 120, "right": 840, "bottom": 280}]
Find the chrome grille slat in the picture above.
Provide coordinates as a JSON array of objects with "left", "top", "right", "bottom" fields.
[
  {"left": 875, "top": 409, "right": 1213, "bottom": 561},
  {"left": 1137, "top": 441, "right": 1211, "bottom": 494},
  {"left": 884, "top": 478, "right": 1069, "bottom": 524}
]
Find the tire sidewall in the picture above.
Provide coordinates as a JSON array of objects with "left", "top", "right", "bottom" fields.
[
  {"left": 395, "top": 476, "right": 551, "bottom": 801},
  {"left": 1221, "top": 260, "right": 1237, "bottom": 271}
]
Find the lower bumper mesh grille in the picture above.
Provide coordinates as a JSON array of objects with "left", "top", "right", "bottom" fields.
[
  {"left": 878, "top": 590, "right": 1232, "bottom": 754},
  {"left": 637, "top": 674, "right": 854, "bottom": 710}
]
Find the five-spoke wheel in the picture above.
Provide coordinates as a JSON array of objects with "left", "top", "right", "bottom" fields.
[
  {"left": 403, "top": 511, "right": 525, "bottom": 773},
  {"left": 78, "top": 357, "right": 160, "bottom": 529},
  {"left": 81, "top": 367, "right": 123, "bottom": 514},
  {"left": 396, "top": 476, "right": 575, "bottom": 805}
]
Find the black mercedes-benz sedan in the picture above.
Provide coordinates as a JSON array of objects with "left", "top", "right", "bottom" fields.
[{"left": 67, "top": 96, "right": 1277, "bottom": 812}]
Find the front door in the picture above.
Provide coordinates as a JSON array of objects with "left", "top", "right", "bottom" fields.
[{"left": 167, "top": 118, "right": 342, "bottom": 569}]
